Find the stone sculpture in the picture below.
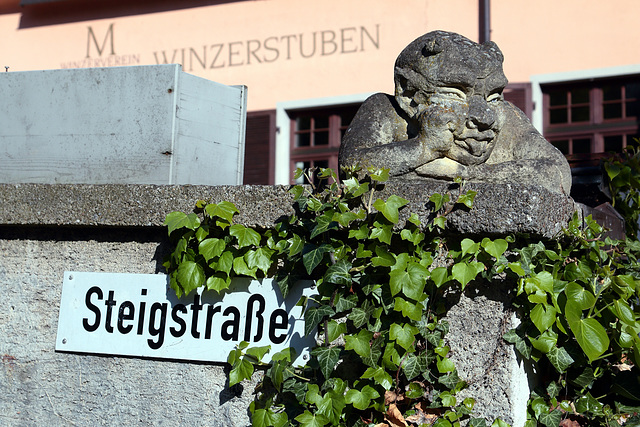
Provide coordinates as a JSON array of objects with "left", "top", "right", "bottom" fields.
[{"left": 339, "top": 31, "right": 572, "bottom": 195}]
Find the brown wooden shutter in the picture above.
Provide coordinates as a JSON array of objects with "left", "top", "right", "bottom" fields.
[
  {"left": 503, "top": 83, "right": 533, "bottom": 119},
  {"left": 243, "top": 110, "right": 276, "bottom": 185}
]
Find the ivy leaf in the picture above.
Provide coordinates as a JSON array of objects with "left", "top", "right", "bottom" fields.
[
  {"left": 345, "top": 329, "right": 373, "bottom": 359},
  {"left": 311, "top": 212, "right": 339, "bottom": 239},
  {"left": 457, "top": 190, "right": 477, "bottom": 209},
  {"left": 324, "top": 259, "right": 352, "bottom": 285},
  {"left": 394, "top": 297, "right": 423, "bottom": 321},
  {"left": 402, "top": 353, "right": 428, "bottom": 380},
  {"left": 252, "top": 408, "right": 288, "bottom": 427},
  {"left": 461, "top": 238, "right": 480, "bottom": 257},
  {"left": 233, "top": 256, "right": 258, "bottom": 278},
  {"left": 199, "top": 238, "right": 226, "bottom": 261},
  {"left": 370, "top": 221, "right": 393, "bottom": 244},
  {"left": 538, "top": 409, "right": 563, "bottom": 427},
  {"left": 569, "top": 317, "right": 610, "bottom": 362},
  {"left": 326, "top": 320, "right": 347, "bottom": 342},
  {"left": 289, "top": 234, "right": 304, "bottom": 257},
  {"left": 438, "top": 370, "right": 461, "bottom": 389},
  {"left": 503, "top": 328, "right": 532, "bottom": 360},
  {"left": 165, "top": 211, "right": 201, "bottom": 234},
  {"left": 389, "top": 262, "right": 428, "bottom": 299},
  {"left": 177, "top": 261, "right": 205, "bottom": 295},
  {"left": 437, "top": 356, "right": 455, "bottom": 373},
  {"left": 267, "top": 358, "right": 293, "bottom": 390},
  {"left": 530, "top": 303, "right": 557, "bottom": 333},
  {"left": 565, "top": 282, "right": 596, "bottom": 311},
  {"left": 451, "top": 261, "right": 480, "bottom": 288},
  {"left": 311, "top": 346, "right": 341, "bottom": 379},
  {"left": 429, "top": 193, "right": 450, "bottom": 211},
  {"left": 529, "top": 329, "right": 557, "bottom": 353},
  {"left": 432, "top": 216, "right": 446, "bottom": 229},
  {"left": 481, "top": 237, "right": 508, "bottom": 259},
  {"left": 206, "top": 274, "right": 231, "bottom": 293},
  {"left": 373, "top": 195, "right": 409, "bottom": 224},
  {"left": 508, "top": 262, "right": 526, "bottom": 277},
  {"left": 390, "top": 323, "right": 419, "bottom": 350},
  {"left": 316, "top": 389, "right": 346, "bottom": 426},
  {"left": 334, "top": 293, "right": 358, "bottom": 313},
  {"left": 205, "top": 201, "right": 238, "bottom": 222},
  {"left": 245, "top": 345, "right": 271, "bottom": 363},
  {"left": 342, "top": 177, "right": 369, "bottom": 197},
  {"left": 229, "top": 357, "right": 254, "bottom": 386},
  {"left": 468, "top": 418, "right": 488, "bottom": 427},
  {"left": 574, "top": 392, "right": 603, "bottom": 414},
  {"left": 229, "top": 224, "right": 261, "bottom": 248},
  {"left": 348, "top": 223, "right": 369, "bottom": 240},
  {"left": 345, "top": 385, "right": 379, "bottom": 410},
  {"left": 349, "top": 303, "right": 374, "bottom": 328},
  {"left": 613, "top": 299, "right": 636, "bottom": 327},
  {"left": 361, "top": 366, "right": 393, "bottom": 389},
  {"left": 216, "top": 250, "right": 234, "bottom": 274},
  {"left": 372, "top": 246, "right": 395, "bottom": 267},
  {"left": 430, "top": 267, "right": 449, "bottom": 287},
  {"left": 294, "top": 411, "right": 330, "bottom": 427},
  {"left": 245, "top": 247, "right": 274, "bottom": 274},
  {"left": 571, "top": 367, "right": 596, "bottom": 388},
  {"left": 304, "top": 305, "right": 335, "bottom": 337},
  {"left": 302, "top": 244, "right": 332, "bottom": 275},
  {"left": 546, "top": 346, "right": 574, "bottom": 373}
]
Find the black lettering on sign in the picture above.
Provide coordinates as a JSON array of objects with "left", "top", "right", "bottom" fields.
[
  {"left": 148, "top": 302, "right": 168, "bottom": 350},
  {"left": 170, "top": 304, "right": 187, "bottom": 338},
  {"left": 117, "top": 301, "right": 135, "bottom": 334},
  {"left": 83, "top": 286, "right": 103, "bottom": 332},
  {"left": 79, "top": 285, "right": 296, "bottom": 351}
]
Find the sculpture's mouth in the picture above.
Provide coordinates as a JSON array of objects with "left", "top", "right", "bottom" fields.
[{"left": 454, "top": 132, "right": 495, "bottom": 157}]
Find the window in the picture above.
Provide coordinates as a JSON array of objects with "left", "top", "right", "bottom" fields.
[
  {"left": 543, "top": 76, "right": 640, "bottom": 165},
  {"left": 289, "top": 105, "right": 359, "bottom": 183}
]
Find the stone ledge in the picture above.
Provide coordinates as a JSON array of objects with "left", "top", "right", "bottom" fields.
[{"left": 0, "top": 181, "right": 579, "bottom": 238}]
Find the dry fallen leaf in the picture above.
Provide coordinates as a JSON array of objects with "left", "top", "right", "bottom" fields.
[
  {"left": 559, "top": 419, "right": 581, "bottom": 427},
  {"left": 385, "top": 403, "right": 408, "bottom": 427}
]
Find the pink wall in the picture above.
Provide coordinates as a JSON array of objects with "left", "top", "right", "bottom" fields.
[{"left": 1, "top": 0, "right": 638, "bottom": 111}]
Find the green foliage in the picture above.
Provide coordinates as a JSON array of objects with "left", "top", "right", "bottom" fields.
[
  {"left": 506, "top": 213, "right": 640, "bottom": 426},
  {"left": 605, "top": 143, "right": 640, "bottom": 239},
  {"left": 164, "top": 165, "right": 640, "bottom": 427}
]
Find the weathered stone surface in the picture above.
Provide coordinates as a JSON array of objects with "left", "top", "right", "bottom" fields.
[
  {"left": 0, "top": 183, "right": 296, "bottom": 228},
  {"left": 0, "top": 182, "right": 578, "bottom": 239},
  {"left": 0, "top": 183, "right": 579, "bottom": 426},
  {"left": 0, "top": 228, "right": 258, "bottom": 427},
  {"left": 444, "top": 281, "right": 529, "bottom": 426},
  {"left": 339, "top": 31, "right": 572, "bottom": 195}
]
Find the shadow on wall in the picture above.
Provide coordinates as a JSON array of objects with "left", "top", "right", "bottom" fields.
[{"left": 15, "top": 0, "right": 247, "bottom": 28}]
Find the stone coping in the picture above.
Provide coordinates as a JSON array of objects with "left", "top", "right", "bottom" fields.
[{"left": 0, "top": 181, "right": 579, "bottom": 238}]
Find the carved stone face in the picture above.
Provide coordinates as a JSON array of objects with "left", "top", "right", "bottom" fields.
[
  {"left": 395, "top": 31, "right": 509, "bottom": 165},
  {"left": 421, "top": 64, "right": 507, "bottom": 165}
]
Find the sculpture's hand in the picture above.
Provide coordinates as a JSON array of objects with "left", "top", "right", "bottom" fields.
[
  {"left": 415, "top": 157, "right": 473, "bottom": 180},
  {"left": 417, "top": 109, "right": 456, "bottom": 160}
]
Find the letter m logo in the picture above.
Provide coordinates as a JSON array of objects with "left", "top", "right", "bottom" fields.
[{"left": 86, "top": 23, "right": 115, "bottom": 58}]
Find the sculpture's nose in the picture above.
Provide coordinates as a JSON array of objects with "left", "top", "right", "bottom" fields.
[{"left": 467, "top": 95, "right": 496, "bottom": 129}]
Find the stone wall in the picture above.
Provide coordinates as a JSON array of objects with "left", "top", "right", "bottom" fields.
[{"left": 0, "top": 182, "right": 578, "bottom": 426}]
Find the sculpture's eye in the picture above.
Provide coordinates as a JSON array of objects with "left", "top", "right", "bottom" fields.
[
  {"left": 438, "top": 87, "right": 466, "bottom": 100},
  {"left": 487, "top": 93, "right": 503, "bottom": 103}
]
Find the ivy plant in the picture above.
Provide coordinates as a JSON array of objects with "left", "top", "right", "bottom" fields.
[{"left": 163, "top": 164, "right": 640, "bottom": 427}]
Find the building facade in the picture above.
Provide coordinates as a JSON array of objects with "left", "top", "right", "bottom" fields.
[{"left": 1, "top": 0, "right": 639, "bottom": 185}]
